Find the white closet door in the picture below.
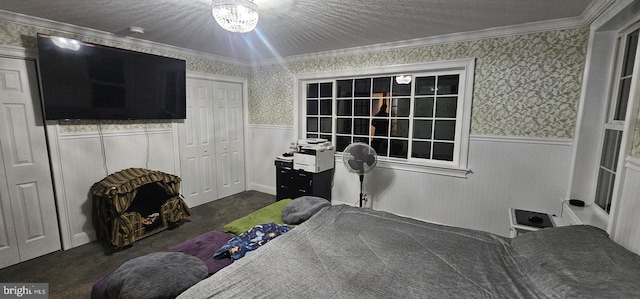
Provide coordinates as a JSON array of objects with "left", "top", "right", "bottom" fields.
[
  {"left": 214, "top": 81, "right": 245, "bottom": 198},
  {"left": 178, "top": 78, "right": 218, "bottom": 207},
  {"left": 0, "top": 57, "right": 61, "bottom": 268},
  {"left": 0, "top": 141, "right": 19, "bottom": 268}
]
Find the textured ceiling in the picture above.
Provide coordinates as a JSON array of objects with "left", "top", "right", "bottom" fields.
[{"left": 0, "top": 0, "right": 607, "bottom": 63}]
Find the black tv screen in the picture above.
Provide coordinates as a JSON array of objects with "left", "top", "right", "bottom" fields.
[{"left": 37, "top": 34, "right": 186, "bottom": 120}]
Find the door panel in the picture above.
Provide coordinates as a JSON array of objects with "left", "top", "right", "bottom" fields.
[
  {"left": 179, "top": 78, "right": 217, "bottom": 207},
  {"left": 214, "top": 82, "right": 245, "bottom": 198},
  {"left": 0, "top": 145, "right": 20, "bottom": 269},
  {"left": 0, "top": 57, "right": 61, "bottom": 267}
]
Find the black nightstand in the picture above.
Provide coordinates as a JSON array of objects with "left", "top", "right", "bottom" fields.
[{"left": 275, "top": 160, "right": 332, "bottom": 201}]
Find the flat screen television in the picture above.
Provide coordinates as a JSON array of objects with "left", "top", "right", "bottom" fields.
[{"left": 37, "top": 34, "right": 186, "bottom": 120}]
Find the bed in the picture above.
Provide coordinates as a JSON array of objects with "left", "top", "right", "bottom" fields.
[{"left": 179, "top": 205, "right": 640, "bottom": 298}]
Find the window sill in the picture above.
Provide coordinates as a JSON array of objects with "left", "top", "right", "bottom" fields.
[
  {"left": 334, "top": 155, "right": 470, "bottom": 178},
  {"left": 561, "top": 200, "right": 608, "bottom": 230}
]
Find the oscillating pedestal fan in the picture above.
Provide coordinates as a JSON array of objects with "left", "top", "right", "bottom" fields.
[{"left": 342, "top": 142, "right": 377, "bottom": 207}]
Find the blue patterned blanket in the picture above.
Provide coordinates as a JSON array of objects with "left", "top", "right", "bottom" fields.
[{"left": 213, "top": 222, "right": 291, "bottom": 260}]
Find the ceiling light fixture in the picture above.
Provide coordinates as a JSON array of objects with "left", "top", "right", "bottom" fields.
[
  {"left": 211, "top": 0, "right": 259, "bottom": 33},
  {"left": 51, "top": 37, "right": 81, "bottom": 51},
  {"left": 395, "top": 75, "right": 412, "bottom": 84},
  {"left": 128, "top": 26, "right": 145, "bottom": 35}
]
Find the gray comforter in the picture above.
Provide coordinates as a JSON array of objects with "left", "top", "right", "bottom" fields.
[{"left": 179, "top": 205, "right": 640, "bottom": 298}]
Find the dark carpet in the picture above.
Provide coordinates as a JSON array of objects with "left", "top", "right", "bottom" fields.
[{"left": 0, "top": 190, "right": 275, "bottom": 299}]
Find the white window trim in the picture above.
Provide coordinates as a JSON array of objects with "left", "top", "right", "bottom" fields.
[
  {"left": 591, "top": 22, "right": 640, "bottom": 217},
  {"left": 293, "top": 58, "right": 475, "bottom": 178}
]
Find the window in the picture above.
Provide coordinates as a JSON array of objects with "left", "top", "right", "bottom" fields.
[
  {"left": 594, "top": 27, "right": 639, "bottom": 213},
  {"left": 298, "top": 60, "right": 474, "bottom": 176}
]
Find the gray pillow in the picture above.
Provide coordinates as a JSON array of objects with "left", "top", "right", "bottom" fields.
[
  {"left": 281, "top": 196, "right": 331, "bottom": 225},
  {"left": 107, "top": 252, "right": 208, "bottom": 299}
]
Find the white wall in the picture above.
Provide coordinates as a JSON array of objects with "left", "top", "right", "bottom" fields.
[
  {"left": 568, "top": 30, "right": 616, "bottom": 203},
  {"left": 47, "top": 123, "right": 180, "bottom": 249},
  {"left": 612, "top": 157, "right": 640, "bottom": 252},
  {"left": 248, "top": 125, "right": 573, "bottom": 237},
  {"left": 247, "top": 125, "right": 295, "bottom": 194}
]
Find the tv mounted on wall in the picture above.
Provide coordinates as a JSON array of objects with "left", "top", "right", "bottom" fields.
[{"left": 37, "top": 34, "right": 186, "bottom": 120}]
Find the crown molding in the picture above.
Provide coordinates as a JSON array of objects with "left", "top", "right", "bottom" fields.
[
  {"left": 581, "top": 0, "right": 622, "bottom": 24},
  {"left": 0, "top": 9, "right": 249, "bottom": 66}
]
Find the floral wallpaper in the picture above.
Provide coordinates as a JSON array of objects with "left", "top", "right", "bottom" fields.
[
  {"left": 248, "top": 28, "right": 589, "bottom": 140},
  {"left": 55, "top": 120, "right": 172, "bottom": 134}
]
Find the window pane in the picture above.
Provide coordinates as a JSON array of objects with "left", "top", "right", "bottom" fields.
[
  {"left": 373, "top": 77, "right": 391, "bottom": 94},
  {"left": 392, "top": 78, "right": 411, "bottom": 96},
  {"left": 319, "top": 134, "right": 332, "bottom": 141},
  {"left": 354, "top": 78, "right": 371, "bottom": 97},
  {"left": 320, "top": 83, "right": 332, "bottom": 97},
  {"left": 307, "top": 133, "right": 318, "bottom": 138},
  {"left": 413, "top": 120, "right": 432, "bottom": 139},
  {"left": 371, "top": 138, "right": 388, "bottom": 156},
  {"left": 372, "top": 117, "right": 389, "bottom": 137},
  {"left": 320, "top": 117, "right": 332, "bottom": 133},
  {"left": 435, "top": 97, "right": 457, "bottom": 118},
  {"left": 354, "top": 118, "right": 370, "bottom": 135},
  {"left": 415, "top": 76, "right": 435, "bottom": 95},
  {"left": 615, "top": 78, "right": 631, "bottom": 121},
  {"left": 595, "top": 169, "right": 614, "bottom": 213},
  {"left": 437, "top": 75, "right": 459, "bottom": 95},
  {"left": 411, "top": 141, "right": 431, "bottom": 159},
  {"left": 621, "top": 29, "right": 639, "bottom": 77},
  {"left": 391, "top": 119, "right": 409, "bottom": 138},
  {"left": 414, "top": 97, "right": 434, "bottom": 117},
  {"left": 336, "top": 118, "right": 352, "bottom": 134},
  {"left": 337, "top": 99, "right": 352, "bottom": 116},
  {"left": 433, "top": 142, "right": 454, "bottom": 161},
  {"left": 337, "top": 80, "right": 352, "bottom": 98},
  {"left": 600, "top": 129, "right": 622, "bottom": 171},
  {"left": 307, "top": 117, "right": 318, "bottom": 132},
  {"left": 354, "top": 99, "right": 370, "bottom": 116},
  {"left": 434, "top": 120, "right": 456, "bottom": 141},
  {"left": 371, "top": 99, "right": 388, "bottom": 117},
  {"left": 336, "top": 136, "right": 351, "bottom": 151},
  {"left": 307, "top": 100, "right": 318, "bottom": 115},
  {"left": 320, "top": 99, "right": 332, "bottom": 115},
  {"left": 307, "top": 83, "right": 318, "bottom": 98},
  {"left": 389, "top": 139, "right": 408, "bottom": 158},
  {"left": 391, "top": 98, "right": 410, "bottom": 117},
  {"left": 353, "top": 136, "right": 369, "bottom": 144}
]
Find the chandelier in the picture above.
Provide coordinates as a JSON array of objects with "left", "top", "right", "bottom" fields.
[
  {"left": 211, "top": 0, "right": 259, "bottom": 33},
  {"left": 395, "top": 75, "right": 412, "bottom": 84}
]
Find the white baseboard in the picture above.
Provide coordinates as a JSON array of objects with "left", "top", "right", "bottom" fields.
[
  {"left": 70, "top": 231, "right": 96, "bottom": 249},
  {"left": 250, "top": 183, "right": 276, "bottom": 195}
]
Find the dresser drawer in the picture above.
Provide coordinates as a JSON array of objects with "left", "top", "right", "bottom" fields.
[{"left": 275, "top": 163, "right": 333, "bottom": 201}]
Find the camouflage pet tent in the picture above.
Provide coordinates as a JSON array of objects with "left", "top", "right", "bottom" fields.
[{"left": 91, "top": 168, "right": 191, "bottom": 248}]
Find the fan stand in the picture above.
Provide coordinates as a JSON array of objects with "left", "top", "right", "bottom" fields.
[{"left": 359, "top": 174, "right": 364, "bottom": 207}]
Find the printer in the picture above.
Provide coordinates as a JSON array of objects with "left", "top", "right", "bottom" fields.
[{"left": 292, "top": 138, "right": 335, "bottom": 173}]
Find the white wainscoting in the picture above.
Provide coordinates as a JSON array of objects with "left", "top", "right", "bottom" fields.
[
  {"left": 612, "top": 157, "right": 640, "bottom": 255},
  {"left": 48, "top": 124, "right": 180, "bottom": 249},
  {"left": 247, "top": 125, "right": 295, "bottom": 194},
  {"left": 248, "top": 125, "right": 573, "bottom": 237}
]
